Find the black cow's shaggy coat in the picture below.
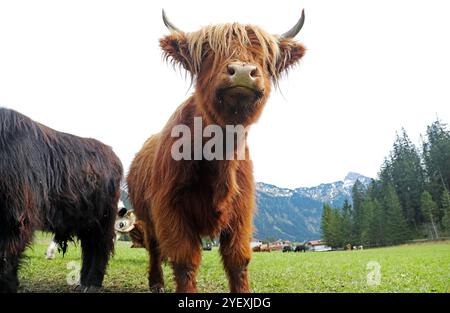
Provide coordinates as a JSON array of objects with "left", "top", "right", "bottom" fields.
[{"left": 0, "top": 108, "right": 123, "bottom": 292}]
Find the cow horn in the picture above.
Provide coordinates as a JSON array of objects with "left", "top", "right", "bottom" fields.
[
  {"left": 281, "top": 9, "right": 305, "bottom": 39},
  {"left": 162, "top": 9, "right": 183, "bottom": 33}
]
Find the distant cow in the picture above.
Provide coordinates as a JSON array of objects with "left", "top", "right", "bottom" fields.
[
  {"left": 252, "top": 245, "right": 261, "bottom": 252},
  {"left": 282, "top": 245, "right": 293, "bottom": 253},
  {"left": 259, "top": 244, "right": 271, "bottom": 252},
  {"left": 115, "top": 201, "right": 145, "bottom": 248},
  {"left": 252, "top": 244, "right": 271, "bottom": 252},
  {"left": 294, "top": 244, "right": 307, "bottom": 252},
  {"left": 115, "top": 200, "right": 136, "bottom": 238},
  {"left": 0, "top": 108, "right": 123, "bottom": 293}
]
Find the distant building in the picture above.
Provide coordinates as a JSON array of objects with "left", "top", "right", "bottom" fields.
[{"left": 307, "top": 239, "right": 332, "bottom": 252}]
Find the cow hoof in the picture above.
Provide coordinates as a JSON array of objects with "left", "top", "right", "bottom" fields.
[
  {"left": 73, "top": 284, "right": 84, "bottom": 292},
  {"left": 83, "top": 286, "right": 101, "bottom": 293},
  {"left": 73, "top": 284, "right": 100, "bottom": 293},
  {"left": 150, "top": 286, "right": 165, "bottom": 293}
]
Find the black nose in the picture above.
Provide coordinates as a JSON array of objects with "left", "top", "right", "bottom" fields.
[{"left": 119, "top": 222, "right": 125, "bottom": 228}]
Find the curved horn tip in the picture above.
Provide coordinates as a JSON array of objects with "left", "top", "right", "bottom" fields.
[
  {"left": 162, "top": 9, "right": 170, "bottom": 29},
  {"left": 162, "top": 9, "right": 182, "bottom": 33},
  {"left": 162, "top": 9, "right": 169, "bottom": 23},
  {"left": 281, "top": 8, "right": 305, "bottom": 39}
]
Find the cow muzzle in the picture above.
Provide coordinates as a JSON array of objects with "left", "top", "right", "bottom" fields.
[{"left": 217, "top": 62, "right": 264, "bottom": 107}]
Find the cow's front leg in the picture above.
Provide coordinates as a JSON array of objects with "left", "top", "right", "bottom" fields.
[
  {"left": 219, "top": 219, "right": 252, "bottom": 293},
  {"left": 168, "top": 238, "right": 201, "bottom": 293},
  {"left": 155, "top": 215, "right": 202, "bottom": 293}
]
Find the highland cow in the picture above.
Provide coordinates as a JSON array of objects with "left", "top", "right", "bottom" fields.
[
  {"left": 115, "top": 200, "right": 146, "bottom": 248},
  {"left": 127, "top": 9, "right": 306, "bottom": 293},
  {"left": 0, "top": 108, "right": 123, "bottom": 292},
  {"left": 294, "top": 244, "right": 307, "bottom": 252}
]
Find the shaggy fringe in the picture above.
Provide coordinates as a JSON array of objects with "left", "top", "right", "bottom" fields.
[{"left": 176, "top": 23, "right": 281, "bottom": 80}]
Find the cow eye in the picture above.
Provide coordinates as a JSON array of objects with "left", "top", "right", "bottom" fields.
[{"left": 201, "top": 49, "right": 211, "bottom": 61}]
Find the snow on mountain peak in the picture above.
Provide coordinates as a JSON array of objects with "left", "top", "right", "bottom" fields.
[
  {"left": 257, "top": 172, "right": 372, "bottom": 202},
  {"left": 256, "top": 182, "right": 293, "bottom": 197},
  {"left": 343, "top": 172, "right": 372, "bottom": 188}
]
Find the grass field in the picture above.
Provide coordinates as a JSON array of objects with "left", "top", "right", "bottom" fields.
[{"left": 18, "top": 232, "right": 450, "bottom": 293}]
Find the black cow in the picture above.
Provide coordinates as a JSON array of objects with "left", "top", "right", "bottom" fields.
[
  {"left": 0, "top": 108, "right": 123, "bottom": 292},
  {"left": 294, "top": 244, "right": 307, "bottom": 252}
]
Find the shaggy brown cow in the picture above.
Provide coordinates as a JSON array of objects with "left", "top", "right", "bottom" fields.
[
  {"left": 127, "top": 10, "right": 306, "bottom": 293},
  {"left": 0, "top": 108, "right": 123, "bottom": 292}
]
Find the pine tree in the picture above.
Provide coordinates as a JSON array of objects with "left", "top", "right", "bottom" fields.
[
  {"left": 381, "top": 129, "right": 425, "bottom": 230},
  {"left": 395, "top": 130, "right": 424, "bottom": 227},
  {"left": 423, "top": 119, "right": 450, "bottom": 215},
  {"left": 420, "top": 191, "right": 439, "bottom": 239},
  {"left": 321, "top": 203, "right": 333, "bottom": 245},
  {"left": 440, "top": 189, "right": 450, "bottom": 232},
  {"left": 359, "top": 197, "right": 384, "bottom": 247},
  {"left": 372, "top": 199, "right": 386, "bottom": 246},
  {"left": 382, "top": 182, "right": 410, "bottom": 244},
  {"left": 341, "top": 199, "right": 353, "bottom": 245},
  {"left": 351, "top": 180, "right": 366, "bottom": 244},
  {"left": 330, "top": 208, "right": 344, "bottom": 248},
  {"left": 360, "top": 197, "right": 373, "bottom": 246}
]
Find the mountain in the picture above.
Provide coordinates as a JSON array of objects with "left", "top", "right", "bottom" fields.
[
  {"left": 294, "top": 172, "right": 372, "bottom": 208},
  {"left": 254, "top": 172, "right": 372, "bottom": 242}
]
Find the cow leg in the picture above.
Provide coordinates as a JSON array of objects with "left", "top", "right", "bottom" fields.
[
  {"left": 142, "top": 224, "right": 164, "bottom": 293},
  {"left": 163, "top": 237, "right": 201, "bottom": 293},
  {"left": 78, "top": 229, "right": 114, "bottom": 292},
  {"left": 171, "top": 247, "right": 201, "bottom": 293},
  {"left": 78, "top": 213, "right": 115, "bottom": 292},
  {"left": 0, "top": 229, "right": 32, "bottom": 293},
  {"left": 219, "top": 223, "right": 252, "bottom": 293},
  {"left": 86, "top": 233, "right": 113, "bottom": 290},
  {"left": 0, "top": 253, "right": 20, "bottom": 293},
  {"left": 78, "top": 234, "right": 95, "bottom": 290},
  {"left": 152, "top": 211, "right": 201, "bottom": 293},
  {"left": 143, "top": 228, "right": 165, "bottom": 292}
]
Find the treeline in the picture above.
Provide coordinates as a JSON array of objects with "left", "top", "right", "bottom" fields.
[{"left": 321, "top": 119, "right": 450, "bottom": 248}]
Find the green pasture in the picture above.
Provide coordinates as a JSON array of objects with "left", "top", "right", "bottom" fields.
[{"left": 18, "top": 233, "right": 450, "bottom": 293}]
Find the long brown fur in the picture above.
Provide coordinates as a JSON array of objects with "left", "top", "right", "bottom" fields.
[{"left": 127, "top": 21, "right": 305, "bottom": 293}]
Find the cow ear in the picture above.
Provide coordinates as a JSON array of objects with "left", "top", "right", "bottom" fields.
[
  {"left": 160, "top": 33, "right": 194, "bottom": 73},
  {"left": 276, "top": 39, "right": 306, "bottom": 74}
]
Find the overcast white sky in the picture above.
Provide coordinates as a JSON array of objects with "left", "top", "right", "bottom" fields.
[{"left": 0, "top": 0, "right": 449, "bottom": 188}]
